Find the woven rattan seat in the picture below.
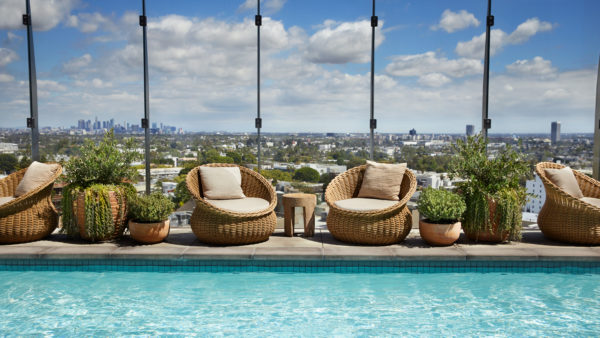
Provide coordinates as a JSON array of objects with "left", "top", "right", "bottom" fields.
[
  {"left": 0, "top": 164, "right": 62, "bottom": 244},
  {"left": 535, "top": 162, "right": 600, "bottom": 244},
  {"left": 325, "top": 164, "right": 416, "bottom": 245},
  {"left": 186, "top": 163, "right": 276, "bottom": 245}
]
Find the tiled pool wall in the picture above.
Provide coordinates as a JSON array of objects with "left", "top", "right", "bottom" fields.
[{"left": 1, "top": 259, "right": 599, "bottom": 273}]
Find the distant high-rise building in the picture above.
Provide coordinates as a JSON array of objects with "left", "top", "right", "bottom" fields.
[
  {"left": 466, "top": 124, "right": 475, "bottom": 136},
  {"left": 77, "top": 119, "right": 85, "bottom": 129},
  {"left": 551, "top": 121, "right": 561, "bottom": 144},
  {"left": 409, "top": 129, "right": 417, "bottom": 136},
  {"left": 152, "top": 122, "right": 157, "bottom": 129}
]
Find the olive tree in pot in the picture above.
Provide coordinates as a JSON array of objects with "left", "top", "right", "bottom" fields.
[
  {"left": 417, "top": 187, "right": 466, "bottom": 246},
  {"left": 61, "top": 130, "right": 139, "bottom": 241},
  {"left": 128, "top": 192, "right": 174, "bottom": 244},
  {"left": 450, "top": 134, "right": 529, "bottom": 242}
]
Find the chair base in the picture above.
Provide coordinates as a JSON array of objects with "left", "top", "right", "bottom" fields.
[
  {"left": 0, "top": 204, "right": 58, "bottom": 244},
  {"left": 326, "top": 206, "right": 412, "bottom": 245},
  {"left": 538, "top": 203, "right": 600, "bottom": 245},
  {"left": 190, "top": 206, "right": 277, "bottom": 245}
]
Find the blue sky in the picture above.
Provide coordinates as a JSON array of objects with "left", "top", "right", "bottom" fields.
[{"left": 0, "top": 0, "right": 598, "bottom": 133}]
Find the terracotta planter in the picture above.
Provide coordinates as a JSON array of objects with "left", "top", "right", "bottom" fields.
[
  {"left": 129, "top": 219, "right": 170, "bottom": 244},
  {"left": 419, "top": 219, "right": 461, "bottom": 246},
  {"left": 74, "top": 190, "right": 127, "bottom": 241},
  {"left": 463, "top": 198, "right": 510, "bottom": 243}
]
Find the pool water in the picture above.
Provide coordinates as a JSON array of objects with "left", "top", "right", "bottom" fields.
[{"left": 0, "top": 270, "right": 599, "bottom": 336}]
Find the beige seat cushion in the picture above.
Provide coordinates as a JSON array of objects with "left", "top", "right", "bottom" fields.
[
  {"left": 0, "top": 196, "right": 15, "bottom": 206},
  {"left": 581, "top": 197, "right": 600, "bottom": 208},
  {"left": 199, "top": 167, "right": 245, "bottom": 200},
  {"left": 334, "top": 198, "right": 398, "bottom": 212},
  {"left": 15, "top": 161, "right": 60, "bottom": 197},
  {"left": 205, "top": 197, "right": 270, "bottom": 213},
  {"left": 544, "top": 167, "right": 584, "bottom": 199},
  {"left": 357, "top": 161, "right": 407, "bottom": 201}
]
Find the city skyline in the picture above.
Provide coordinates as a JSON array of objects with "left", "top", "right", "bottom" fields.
[{"left": 0, "top": 0, "right": 598, "bottom": 133}]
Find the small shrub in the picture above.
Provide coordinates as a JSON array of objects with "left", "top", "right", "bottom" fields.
[
  {"left": 129, "top": 192, "right": 175, "bottom": 222},
  {"left": 417, "top": 187, "right": 466, "bottom": 223}
]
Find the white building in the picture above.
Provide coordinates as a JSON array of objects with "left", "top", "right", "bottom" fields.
[
  {"left": 525, "top": 175, "right": 546, "bottom": 213},
  {"left": 0, "top": 143, "right": 18, "bottom": 154}
]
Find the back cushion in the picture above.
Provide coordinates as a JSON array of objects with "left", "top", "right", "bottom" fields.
[
  {"left": 199, "top": 166, "right": 246, "bottom": 200},
  {"left": 357, "top": 161, "right": 407, "bottom": 201},
  {"left": 15, "top": 161, "right": 60, "bottom": 197},
  {"left": 544, "top": 167, "right": 584, "bottom": 199}
]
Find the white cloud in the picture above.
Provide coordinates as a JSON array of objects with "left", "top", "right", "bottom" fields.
[
  {"left": 456, "top": 18, "right": 553, "bottom": 59},
  {"left": 431, "top": 9, "right": 479, "bottom": 33},
  {"left": 418, "top": 73, "right": 451, "bottom": 87},
  {"left": 62, "top": 54, "right": 92, "bottom": 73},
  {"left": 385, "top": 51, "right": 482, "bottom": 78},
  {"left": 38, "top": 80, "right": 67, "bottom": 92},
  {"left": 0, "top": 48, "right": 18, "bottom": 67},
  {"left": 238, "top": 0, "right": 286, "bottom": 14},
  {"left": 506, "top": 56, "right": 557, "bottom": 78},
  {"left": 305, "top": 20, "right": 384, "bottom": 64},
  {"left": 0, "top": 73, "right": 14, "bottom": 82},
  {"left": 66, "top": 12, "right": 116, "bottom": 33},
  {"left": 0, "top": 0, "right": 78, "bottom": 31}
]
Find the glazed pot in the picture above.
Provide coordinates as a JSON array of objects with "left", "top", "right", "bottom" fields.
[
  {"left": 419, "top": 219, "right": 461, "bottom": 246},
  {"left": 75, "top": 190, "right": 127, "bottom": 241},
  {"left": 463, "top": 198, "right": 510, "bottom": 243},
  {"left": 129, "top": 219, "right": 170, "bottom": 244}
]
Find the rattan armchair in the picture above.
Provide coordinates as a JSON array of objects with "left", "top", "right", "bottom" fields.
[
  {"left": 535, "top": 162, "right": 600, "bottom": 244},
  {"left": 325, "top": 165, "right": 417, "bottom": 245},
  {"left": 186, "top": 163, "right": 277, "bottom": 245},
  {"left": 0, "top": 165, "right": 62, "bottom": 244}
]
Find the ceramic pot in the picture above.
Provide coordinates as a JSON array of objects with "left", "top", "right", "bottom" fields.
[
  {"left": 419, "top": 220, "right": 461, "bottom": 246},
  {"left": 129, "top": 219, "right": 170, "bottom": 244},
  {"left": 463, "top": 198, "right": 510, "bottom": 243},
  {"left": 75, "top": 190, "right": 127, "bottom": 241}
]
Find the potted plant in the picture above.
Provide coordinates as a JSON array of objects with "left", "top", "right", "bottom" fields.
[
  {"left": 450, "top": 134, "right": 529, "bottom": 242},
  {"left": 128, "top": 192, "right": 174, "bottom": 244},
  {"left": 417, "top": 187, "right": 466, "bottom": 246},
  {"left": 61, "top": 130, "right": 139, "bottom": 241}
]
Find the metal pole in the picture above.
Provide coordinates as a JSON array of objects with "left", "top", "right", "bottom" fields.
[
  {"left": 481, "top": 0, "right": 493, "bottom": 145},
  {"left": 593, "top": 55, "right": 600, "bottom": 180},
  {"left": 369, "top": 0, "right": 377, "bottom": 161},
  {"left": 140, "top": 0, "right": 151, "bottom": 194},
  {"left": 24, "top": 0, "right": 39, "bottom": 161},
  {"left": 256, "top": 1, "right": 262, "bottom": 171}
]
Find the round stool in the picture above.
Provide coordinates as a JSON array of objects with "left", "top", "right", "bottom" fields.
[{"left": 282, "top": 193, "right": 317, "bottom": 237}]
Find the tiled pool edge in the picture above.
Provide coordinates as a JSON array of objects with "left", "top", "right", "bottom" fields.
[{"left": 1, "top": 258, "right": 599, "bottom": 273}]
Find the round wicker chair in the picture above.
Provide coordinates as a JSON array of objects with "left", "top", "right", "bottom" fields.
[
  {"left": 535, "top": 162, "right": 600, "bottom": 244},
  {"left": 0, "top": 164, "right": 62, "bottom": 244},
  {"left": 186, "top": 163, "right": 277, "bottom": 245},
  {"left": 325, "top": 165, "right": 417, "bottom": 245}
]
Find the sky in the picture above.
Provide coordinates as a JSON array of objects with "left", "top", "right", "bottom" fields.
[{"left": 0, "top": 0, "right": 598, "bottom": 134}]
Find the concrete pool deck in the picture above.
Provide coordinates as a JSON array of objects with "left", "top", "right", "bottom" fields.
[{"left": 1, "top": 227, "right": 599, "bottom": 262}]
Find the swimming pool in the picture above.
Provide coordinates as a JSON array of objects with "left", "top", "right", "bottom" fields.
[{"left": 0, "top": 261, "right": 599, "bottom": 336}]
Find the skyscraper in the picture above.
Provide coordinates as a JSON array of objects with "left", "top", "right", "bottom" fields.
[
  {"left": 551, "top": 121, "right": 561, "bottom": 145},
  {"left": 466, "top": 124, "right": 475, "bottom": 136}
]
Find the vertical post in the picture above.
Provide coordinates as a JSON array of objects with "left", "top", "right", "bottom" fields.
[
  {"left": 24, "top": 0, "right": 39, "bottom": 161},
  {"left": 256, "top": 1, "right": 262, "bottom": 171},
  {"left": 593, "top": 56, "right": 600, "bottom": 180},
  {"left": 140, "top": 0, "right": 151, "bottom": 194},
  {"left": 369, "top": 0, "right": 377, "bottom": 161},
  {"left": 481, "top": 0, "right": 493, "bottom": 146}
]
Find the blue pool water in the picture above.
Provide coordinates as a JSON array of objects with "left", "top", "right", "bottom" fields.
[{"left": 0, "top": 268, "right": 599, "bottom": 336}]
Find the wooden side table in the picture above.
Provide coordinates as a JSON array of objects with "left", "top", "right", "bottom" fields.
[{"left": 282, "top": 193, "right": 317, "bottom": 237}]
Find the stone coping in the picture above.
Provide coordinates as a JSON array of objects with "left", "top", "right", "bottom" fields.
[{"left": 0, "top": 228, "right": 598, "bottom": 262}]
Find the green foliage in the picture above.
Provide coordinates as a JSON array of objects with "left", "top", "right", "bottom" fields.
[
  {"left": 17, "top": 156, "right": 32, "bottom": 171},
  {"left": 417, "top": 187, "right": 466, "bottom": 223},
  {"left": 64, "top": 130, "right": 141, "bottom": 188},
  {"left": 199, "top": 149, "right": 234, "bottom": 164},
  {"left": 346, "top": 156, "right": 366, "bottom": 169},
  {"left": 60, "top": 184, "right": 133, "bottom": 241},
  {"left": 260, "top": 169, "right": 293, "bottom": 184},
  {"left": 0, "top": 154, "right": 17, "bottom": 174},
  {"left": 128, "top": 192, "right": 174, "bottom": 222},
  {"left": 450, "top": 134, "right": 530, "bottom": 240},
  {"left": 172, "top": 175, "right": 191, "bottom": 207},
  {"left": 293, "top": 167, "right": 320, "bottom": 183}
]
